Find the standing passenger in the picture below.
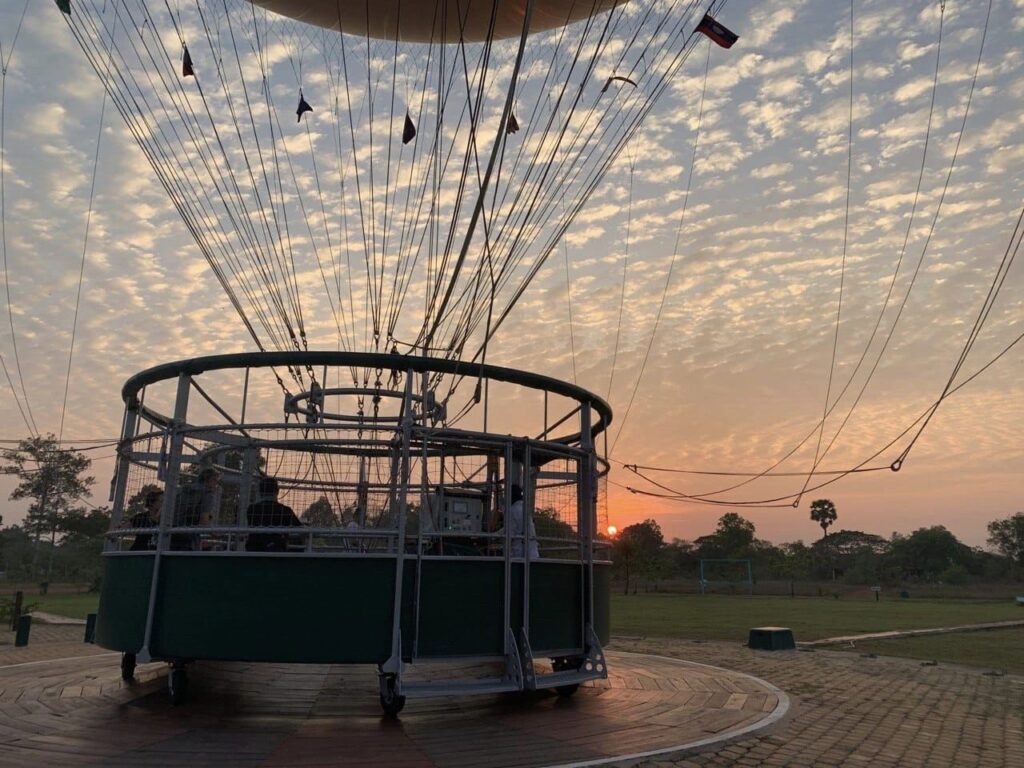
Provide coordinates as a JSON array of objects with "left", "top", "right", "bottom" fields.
[{"left": 494, "top": 484, "right": 539, "bottom": 559}]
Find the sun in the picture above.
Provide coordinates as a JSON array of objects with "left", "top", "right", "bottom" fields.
[{"left": 607, "top": 525, "right": 618, "bottom": 537}]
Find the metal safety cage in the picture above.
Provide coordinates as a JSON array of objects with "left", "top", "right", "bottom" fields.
[{"left": 100, "top": 352, "right": 612, "bottom": 711}]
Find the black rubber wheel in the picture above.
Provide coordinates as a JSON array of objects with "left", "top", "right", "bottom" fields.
[
  {"left": 120, "top": 653, "right": 136, "bottom": 682},
  {"left": 379, "top": 675, "right": 406, "bottom": 718},
  {"left": 168, "top": 666, "right": 188, "bottom": 706},
  {"left": 556, "top": 683, "right": 579, "bottom": 698}
]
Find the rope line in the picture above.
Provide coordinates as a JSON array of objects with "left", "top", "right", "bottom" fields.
[{"left": 59, "top": 92, "right": 108, "bottom": 443}]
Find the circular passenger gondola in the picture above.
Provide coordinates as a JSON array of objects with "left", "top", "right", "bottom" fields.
[{"left": 97, "top": 353, "right": 611, "bottom": 714}]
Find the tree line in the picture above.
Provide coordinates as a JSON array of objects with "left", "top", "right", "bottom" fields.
[
  {"left": 612, "top": 502, "right": 1024, "bottom": 594},
  {"left": 1, "top": 439, "right": 1021, "bottom": 596}
]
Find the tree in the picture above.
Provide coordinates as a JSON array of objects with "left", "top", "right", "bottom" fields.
[
  {"left": 809, "top": 499, "right": 837, "bottom": 541},
  {"left": 60, "top": 507, "right": 111, "bottom": 541},
  {"left": 301, "top": 496, "right": 338, "bottom": 527},
  {"left": 2, "top": 434, "right": 94, "bottom": 579},
  {"left": 889, "top": 526, "right": 970, "bottom": 582},
  {"left": 613, "top": 519, "right": 664, "bottom": 594},
  {"left": 696, "top": 513, "right": 757, "bottom": 560},
  {"left": 987, "top": 513, "right": 1024, "bottom": 569}
]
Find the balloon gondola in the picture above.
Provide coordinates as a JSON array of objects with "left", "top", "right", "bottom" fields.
[{"left": 100, "top": 352, "right": 611, "bottom": 713}]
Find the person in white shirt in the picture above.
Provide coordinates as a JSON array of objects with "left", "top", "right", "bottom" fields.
[{"left": 497, "top": 484, "right": 539, "bottom": 559}]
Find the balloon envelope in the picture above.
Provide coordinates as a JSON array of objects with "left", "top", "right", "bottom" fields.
[{"left": 247, "top": 0, "right": 622, "bottom": 42}]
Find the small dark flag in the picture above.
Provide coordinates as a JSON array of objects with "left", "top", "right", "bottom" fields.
[
  {"left": 402, "top": 111, "right": 416, "bottom": 144},
  {"left": 56, "top": 0, "right": 71, "bottom": 15},
  {"left": 182, "top": 46, "right": 195, "bottom": 77},
  {"left": 506, "top": 111, "right": 520, "bottom": 135},
  {"left": 601, "top": 75, "right": 638, "bottom": 94},
  {"left": 296, "top": 90, "right": 313, "bottom": 122},
  {"left": 695, "top": 13, "right": 739, "bottom": 49}
]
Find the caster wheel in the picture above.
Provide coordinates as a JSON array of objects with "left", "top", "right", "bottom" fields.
[
  {"left": 556, "top": 683, "right": 579, "bottom": 698},
  {"left": 121, "top": 653, "right": 137, "bottom": 682},
  {"left": 169, "top": 665, "right": 188, "bottom": 706},
  {"left": 379, "top": 674, "right": 406, "bottom": 718}
]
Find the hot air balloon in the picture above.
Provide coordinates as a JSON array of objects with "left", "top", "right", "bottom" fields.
[{"left": 62, "top": 0, "right": 721, "bottom": 713}]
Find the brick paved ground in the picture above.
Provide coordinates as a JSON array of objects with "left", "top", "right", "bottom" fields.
[
  {"left": 0, "top": 646, "right": 782, "bottom": 767},
  {"left": 1, "top": 629, "right": 1021, "bottom": 766},
  {"left": 0, "top": 624, "right": 112, "bottom": 666},
  {"left": 616, "top": 637, "right": 1024, "bottom": 768}
]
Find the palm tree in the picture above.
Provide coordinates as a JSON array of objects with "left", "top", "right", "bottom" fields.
[{"left": 809, "top": 499, "right": 837, "bottom": 541}]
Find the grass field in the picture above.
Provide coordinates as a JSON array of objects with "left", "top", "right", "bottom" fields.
[
  {"left": 610, "top": 592, "right": 1023, "bottom": 642},
  {"left": 8, "top": 588, "right": 1021, "bottom": 639},
  {"left": 7, "top": 585, "right": 1023, "bottom": 674},
  {"left": 842, "top": 628, "right": 1024, "bottom": 675},
  {"left": 30, "top": 593, "right": 101, "bottom": 620}
]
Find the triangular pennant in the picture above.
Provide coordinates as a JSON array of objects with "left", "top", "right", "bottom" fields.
[
  {"left": 56, "top": 0, "right": 71, "bottom": 15},
  {"left": 182, "top": 46, "right": 194, "bottom": 78},
  {"left": 402, "top": 111, "right": 416, "bottom": 144},
  {"left": 296, "top": 90, "right": 313, "bottom": 122},
  {"left": 506, "top": 111, "right": 520, "bottom": 135}
]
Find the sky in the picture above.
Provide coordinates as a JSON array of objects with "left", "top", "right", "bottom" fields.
[{"left": 0, "top": 0, "right": 1021, "bottom": 548}]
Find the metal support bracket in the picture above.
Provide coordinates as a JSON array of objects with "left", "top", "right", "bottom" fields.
[
  {"left": 504, "top": 627, "right": 525, "bottom": 690},
  {"left": 583, "top": 625, "right": 608, "bottom": 679},
  {"left": 380, "top": 629, "right": 404, "bottom": 695},
  {"left": 519, "top": 628, "right": 537, "bottom": 690}
]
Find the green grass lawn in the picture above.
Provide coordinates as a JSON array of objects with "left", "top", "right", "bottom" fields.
[
  {"left": 10, "top": 586, "right": 1023, "bottom": 674},
  {"left": 611, "top": 592, "right": 1023, "bottom": 642},
  {"left": 847, "top": 628, "right": 1024, "bottom": 676},
  {"left": 32, "top": 593, "right": 100, "bottom": 620}
]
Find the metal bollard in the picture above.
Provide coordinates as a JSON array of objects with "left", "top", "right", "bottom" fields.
[
  {"left": 14, "top": 614, "right": 31, "bottom": 647},
  {"left": 84, "top": 613, "right": 98, "bottom": 644},
  {"left": 10, "top": 590, "right": 23, "bottom": 631}
]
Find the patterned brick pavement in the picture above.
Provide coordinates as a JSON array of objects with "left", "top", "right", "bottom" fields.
[
  {"left": 0, "top": 631, "right": 1021, "bottom": 767},
  {"left": 0, "top": 624, "right": 112, "bottom": 666},
  {"left": 616, "top": 637, "right": 1024, "bottom": 768},
  {"left": 0, "top": 647, "right": 783, "bottom": 767}
]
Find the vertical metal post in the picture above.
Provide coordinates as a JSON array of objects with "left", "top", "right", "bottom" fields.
[
  {"left": 483, "top": 377, "right": 489, "bottom": 433},
  {"left": 543, "top": 392, "right": 548, "bottom": 437},
  {"left": 137, "top": 373, "right": 190, "bottom": 662},
  {"left": 413, "top": 369, "right": 430, "bottom": 658},
  {"left": 502, "top": 441, "right": 513, "bottom": 655},
  {"left": 238, "top": 446, "right": 256, "bottom": 530},
  {"left": 240, "top": 367, "right": 250, "bottom": 424},
  {"left": 383, "top": 370, "right": 415, "bottom": 678},
  {"left": 357, "top": 457, "right": 368, "bottom": 527},
  {"left": 109, "top": 405, "right": 139, "bottom": 532},
  {"left": 522, "top": 443, "right": 532, "bottom": 641},
  {"left": 579, "top": 403, "right": 595, "bottom": 636}
]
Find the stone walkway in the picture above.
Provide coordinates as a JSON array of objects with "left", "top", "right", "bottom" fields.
[
  {"left": 616, "top": 637, "right": 1024, "bottom": 768},
  {"left": 801, "top": 619, "right": 1024, "bottom": 647}
]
